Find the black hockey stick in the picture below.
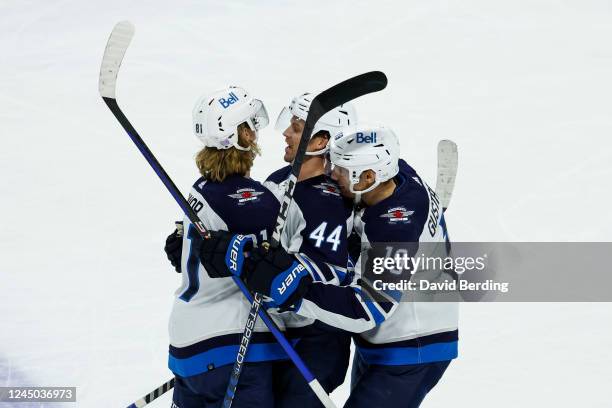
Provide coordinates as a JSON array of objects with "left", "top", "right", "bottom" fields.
[
  {"left": 224, "top": 72, "right": 387, "bottom": 407},
  {"left": 99, "top": 21, "right": 326, "bottom": 408},
  {"left": 125, "top": 378, "right": 174, "bottom": 408},
  {"left": 268, "top": 71, "right": 388, "bottom": 248}
]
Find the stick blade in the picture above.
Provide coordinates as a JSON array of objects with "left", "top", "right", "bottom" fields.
[
  {"left": 269, "top": 71, "right": 387, "bottom": 248},
  {"left": 436, "top": 139, "right": 458, "bottom": 210},
  {"left": 313, "top": 71, "right": 388, "bottom": 117},
  {"left": 99, "top": 21, "right": 135, "bottom": 99}
]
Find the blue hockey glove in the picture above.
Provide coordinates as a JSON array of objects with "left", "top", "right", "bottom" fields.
[
  {"left": 243, "top": 246, "right": 313, "bottom": 309},
  {"left": 199, "top": 231, "right": 255, "bottom": 278}
]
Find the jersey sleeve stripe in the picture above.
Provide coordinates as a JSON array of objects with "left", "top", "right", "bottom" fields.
[
  {"left": 301, "top": 252, "right": 333, "bottom": 282},
  {"left": 364, "top": 300, "right": 385, "bottom": 325},
  {"left": 295, "top": 253, "right": 323, "bottom": 282}
]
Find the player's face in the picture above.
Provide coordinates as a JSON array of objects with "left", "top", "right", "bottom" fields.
[{"left": 282, "top": 116, "right": 304, "bottom": 162}]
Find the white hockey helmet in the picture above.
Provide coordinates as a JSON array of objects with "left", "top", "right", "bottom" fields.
[
  {"left": 193, "top": 86, "right": 269, "bottom": 151},
  {"left": 329, "top": 124, "right": 400, "bottom": 194},
  {"left": 275, "top": 92, "right": 357, "bottom": 155}
]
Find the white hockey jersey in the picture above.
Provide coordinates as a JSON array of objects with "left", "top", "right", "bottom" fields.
[
  {"left": 168, "top": 175, "right": 287, "bottom": 378},
  {"left": 289, "top": 160, "right": 459, "bottom": 365}
]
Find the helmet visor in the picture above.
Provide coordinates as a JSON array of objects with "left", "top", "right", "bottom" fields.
[
  {"left": 274, "top": 106, "right": 293, "bottom": 132},
  {"left": 275, "top": 106, "right": 308, "bottom": 136},
  {"left": 247, "top": 99, "right": 269, "bottom": 131}
]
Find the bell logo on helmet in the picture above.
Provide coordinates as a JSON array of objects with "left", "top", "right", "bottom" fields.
[
  {"left": 356, "top": 132, "right": 377, "bottom": 143},
  {"left": 218, "top": 92, "right": 240, "bottom": 109}
]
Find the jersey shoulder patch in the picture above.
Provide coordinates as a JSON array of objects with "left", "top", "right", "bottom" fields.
[
  {"left": 294, "top": 175, "right": 353, "bottom": 215},
  {"left": 362, "top": 167, "right": 430, "bottom": 242},
  {"left": 308, "top": 180, "right": 342, "bottom": 197},
  {"left": 193, "top": 175, "right": 279, "bottom": 232},
  {"left": 298, "top": 174, "right": 341, "bottom": 197}
]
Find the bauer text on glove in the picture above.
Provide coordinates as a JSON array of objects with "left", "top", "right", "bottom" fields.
[
  {"left": 243, "top": 246, "right": 313, "bottom": 309},
  {"left": 198, "top": 231, "right": 255, "bottom": 278}
]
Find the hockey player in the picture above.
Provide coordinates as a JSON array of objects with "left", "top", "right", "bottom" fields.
[
  {"left": 204, "top": 123, "right": 459, "bottom": 407},
  {"left": 264, "top": 93, "right": 357, "bottom": 407},
  {"left": 166, "top": 86, "right": 286, "bottom": 408},
  {"left": 327, "top": 124, "right": 458, "bottom": 408},
  {"left": 168, "top": 93, "right": 359, "bottom": 406}
]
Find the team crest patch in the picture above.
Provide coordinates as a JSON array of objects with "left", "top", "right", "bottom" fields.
[
  {"left": 380, "top": 207, "right": 414, "bottom": 223},
  {"left": 228, "top": 188, "right": 264, "bottom": 204},
  {"left": 313, "top": 182, "right": 341, "bottom": 197}
]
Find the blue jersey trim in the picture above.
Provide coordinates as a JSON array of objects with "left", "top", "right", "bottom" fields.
[
  {"left": 169, "top": 342, "right": 288, "bottom": 377},
  {"left": 332, "top": 266, "right": 347, "bottom": 283},
  {"left": 364, "top": 300, "right": 385, "bottom": 325},
  {"left": 357, "top": 341, "right": 458, "bottom": 365},
  {"left": 299, "top": 255, "right": 321, "bottom": 282},
  {"left": 179, "top": 224, "right": 201, "bottom": 302}
]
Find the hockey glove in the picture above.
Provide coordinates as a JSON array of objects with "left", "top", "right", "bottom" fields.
[
  {"left": 164, "top": 222, "right": 184, "bottom": 273},
  {"left": 199, "top": 231, "right": 255, "bottom": 278},
  {"left": 243, "top": 246, "right": 312, "bottom": 310}
]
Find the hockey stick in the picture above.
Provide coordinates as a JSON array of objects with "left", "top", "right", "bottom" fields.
[
  {"left": 435, "top": 139, "right": 458, "bottom": 211},
  {"left": 268, "top": 71, "right": 387, "bottom": 248},
  {"left": 99, "top": 21, "right": 311, "bottom": 407},
  {"left": 125, "top": 379, "right": 175, "bottom": 408},
  {"left": 224, "top": 73, "right": 387, "bottom": 408},
  {"left": 435, "top": 139, "right": 458, "bottom": 257},
  {"left": 99, "top": 21, "right": 385, "bottom": 408}
]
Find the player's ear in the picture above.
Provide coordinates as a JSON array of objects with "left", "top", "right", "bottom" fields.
[
  {"left": 361, "top": 169, "right": 377, "bottom": 186},
  {"left": 309, "top": 132, "right": 330, "bottom": 150}
]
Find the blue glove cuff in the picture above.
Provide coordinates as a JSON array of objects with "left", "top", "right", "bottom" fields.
[
  {"left": 224, "top": 234, "right": 254, "bottom": 277},
  {"left": 270, "top": 261, "right": 309, "bottom": 306}
]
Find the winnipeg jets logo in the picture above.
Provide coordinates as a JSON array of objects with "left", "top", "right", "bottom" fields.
[
  {"left": 380, "top": 207, "right": 414, "bottom": 224},
  {"left": 313, "top": 182, "right": 340, "bottom": 197},
  {"left": 228, "top": 188, "right": 264, "bottom": 204}
]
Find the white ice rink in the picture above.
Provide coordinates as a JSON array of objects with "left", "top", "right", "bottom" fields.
[{"left": 1, "top": 0, "right": 612, "bottom": 406}]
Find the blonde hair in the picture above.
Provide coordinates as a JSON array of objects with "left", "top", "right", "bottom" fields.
[{"left": 195, "top": 123, "right": 260, "bottom": 182}]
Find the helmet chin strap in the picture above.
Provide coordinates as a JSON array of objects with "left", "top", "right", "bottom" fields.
[
  {"left": 304, "top": 145, "right": 330, "bottom": 156},
  {"left": 233, "top": 142, "right": 252, "bottom": 152},
  {"left": 304, "top": 138, "right": 330, "bottom": 156},
  {"left": 349, "top": 174, "right": 380, "bottom": 205},
  {"left": 233, "top": 127, "right": 258, "bottom": 151}
]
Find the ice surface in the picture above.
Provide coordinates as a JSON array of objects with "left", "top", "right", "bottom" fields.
[{"left": 1, "top": 0, "right": 611, "bottom": 406}]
